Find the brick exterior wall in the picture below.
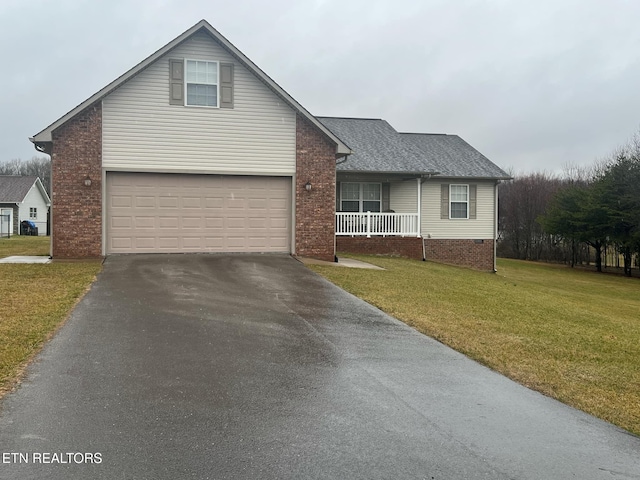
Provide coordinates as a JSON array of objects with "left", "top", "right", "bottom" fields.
[
  {"left": 423, "top": 238, "right": 495, "bottom": 271},
  {"left": 51, "top": 102, "right": 103, "bottom": 258},
  {"left": 337, "top": 236, "right": 496, "bottom": 271},
  {"left": 295, "top": 114, "right": 336, "bottom": 261},
  {"left": 337, "top": 236, "right": 423, "bottom": 260}
]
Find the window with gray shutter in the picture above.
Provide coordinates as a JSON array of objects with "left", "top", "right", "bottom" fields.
[
  {"left": 219, "top": 63, "right": 234, "bottom": 108},
  {"left": 169, "top": 59, "right": 184, "bottom": 105},
  {"left": 440, "top": 184, "right": 449, "bottom": 219},
  {"left": 382, "top": 183, "right": 391, "bottom": 211},
  {"left": 469, "top": 184, "right": 477, "bottom": 219}
]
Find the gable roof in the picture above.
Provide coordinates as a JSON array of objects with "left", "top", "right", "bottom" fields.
[
  {"left": 400, "top": 133, "right": 510, "bottom": 179},
  {"left": 318, "top": 117, "right": 510, "bottom": 179},
  {"left": 0, "top": 176, "right": 51, "bottom": 204},
  {"left": 30, "top": 20, "right": 350, "bottom": 156}
]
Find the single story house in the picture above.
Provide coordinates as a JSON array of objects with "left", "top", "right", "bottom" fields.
[
  {"left": 0, "top": 176, "right": 51, "bottom": 237},
  {"left": 29, "top": 19, "right": 508, "bottom": 270},
  {"left": 318, "top": 117, "right": 510, "bottom": 270}
]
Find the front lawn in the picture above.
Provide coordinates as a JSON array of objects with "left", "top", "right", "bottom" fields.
[
  {"left": 0, "top": 255, "right": 101, "bottom": 396},
  {"left": 0, "top": 235, "right": 50, "bottom": 258},
  {"left": 310, "top": 256, "right": 640, "bottom": 436}
]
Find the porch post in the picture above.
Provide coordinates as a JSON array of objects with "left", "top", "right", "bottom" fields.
[
  {"left": 366, "top": 211, "right": 371, "bottom": 238},
  {"left": 416, "top": 177, "right": 422, "bottom": 237}
]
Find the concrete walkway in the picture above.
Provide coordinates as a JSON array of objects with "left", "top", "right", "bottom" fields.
[
  {"left": 0, "top": 256, "right": 51, "bottom": 263},
  {"left": 296, "top": 255, "right": 385, "bottom": 270}
]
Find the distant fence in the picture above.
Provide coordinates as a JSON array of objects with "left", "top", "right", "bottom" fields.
[{"left": 604, "top": 246, "right": 639, "bottom": 269}]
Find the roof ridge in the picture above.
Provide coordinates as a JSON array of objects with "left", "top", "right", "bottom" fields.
[
  {"left": 400, "top": 132, "right": 451, "bottom": 136},
  {"left": 317, "top": 116, "right": 385, "bottom": 121}
]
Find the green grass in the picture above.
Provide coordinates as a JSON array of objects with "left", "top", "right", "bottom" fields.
[
  {"left": 0, "top": 259, "right": 101, "bottom": 396},
  {"left": 310, "top": 256, "right": 640, "bottom": 435},
  {"left": 0, "top": 235, "right": 50, "bottom": 258}
]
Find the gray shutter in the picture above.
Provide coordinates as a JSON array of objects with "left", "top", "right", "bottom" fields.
[
  {"left": 382, "top": 183, "right": 391, "bottom": 211},
  {"left": 220, "top": 63, "right": 234, "bottom": 108},
  {"left": 336, "top": 182, "right": 341, "bottom": 211},
  {"left": 440, "top": 184, "right": 449, "bottom": 219},
  {"left": 169, "top": 59, "right": 184, "bottom": 105},
  {"left": 469, "top": 184, "right": 477, "bottom": 219}
]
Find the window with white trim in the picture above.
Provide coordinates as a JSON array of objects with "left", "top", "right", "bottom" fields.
[
  {"left": 450, "top": 184, "right": 468, "bottom": 219},
  {"left": 29, "top": 207, "right": 37, "bottom": 219},
  {"left": 340, "top": 183, "right": 381, "bottom": 212},
  {"left": 185, "top": 60, "right": 218, "bottom": 107}
]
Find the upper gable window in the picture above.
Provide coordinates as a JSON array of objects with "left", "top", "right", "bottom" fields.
[{"left": 185, "top": 60, "right": 218, "bottom": 107}]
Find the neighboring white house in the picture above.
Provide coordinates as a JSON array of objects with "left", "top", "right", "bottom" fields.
[{"left": 0, "top": 176, "right": 51, "bottom": 236}]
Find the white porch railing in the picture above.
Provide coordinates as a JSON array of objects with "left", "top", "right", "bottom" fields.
[{"left": 336, "top": 212, "right": 420, "bottom": 237}]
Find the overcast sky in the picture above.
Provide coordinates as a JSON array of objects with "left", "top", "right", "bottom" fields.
[{"left": 1, "top": 0, "right": 639, "bottom": 174}]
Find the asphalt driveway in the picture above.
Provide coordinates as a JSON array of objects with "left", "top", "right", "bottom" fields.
[{"left": 0, "top": 254, "right": 638, "bottom": 479}]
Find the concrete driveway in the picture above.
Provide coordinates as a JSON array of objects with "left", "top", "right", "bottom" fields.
[{"left": 0, "top": 254, "right": 638, "bottom": 479}]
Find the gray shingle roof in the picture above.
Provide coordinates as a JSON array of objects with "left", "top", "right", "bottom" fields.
[
  {"left": 0, "top": 176, "right": 39, "bottom": 203},
  {"left": 317, "top": 117, "right": 510, "bottom": 179}
]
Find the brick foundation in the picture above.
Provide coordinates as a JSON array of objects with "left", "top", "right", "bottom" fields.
[
  {"left": 51, "top": 102, "right": 103, "bottom": 258},
  {"left": 337, "top": 236, "right": 423, "bottom": 260},
  {"left": 423, "top": 238, "right": 495, "bottom": 271},
  {"left": 295, "top": 115, "right": 336, "bottom": 261},
  {"left": 337, "top": 236, "right": 495, "bottom": 271}
]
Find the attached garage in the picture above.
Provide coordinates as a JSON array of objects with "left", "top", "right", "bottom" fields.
[
  {"left": 31, "top": 20, "right": 349, "bottom": 261},
  {"left": 106, "top": 172, "right": 291, "bottom": 254}
]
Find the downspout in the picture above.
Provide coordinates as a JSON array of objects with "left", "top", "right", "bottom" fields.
[
  {"left": 30, "top": 138, "right": 54, "bottom": 259},
  {"left": 335, "top": 154, "right": 350, "bottom": 262},
  {"left": 418, "top": 174, "right": 432, "bottom": 261},
  {"left": 416, "top": 177, "right": 422, "bottom": 240},
  {"left": 493, "top": 180, "right": 499, "bottom": 272}
]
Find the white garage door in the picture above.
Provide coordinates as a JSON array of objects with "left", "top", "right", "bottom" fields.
[{"left": 106, "top": 172, "right": 291, "bottom": 254}]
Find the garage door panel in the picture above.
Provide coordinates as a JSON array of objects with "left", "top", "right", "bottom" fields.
[
  {"left": 159, "top": 197, "right": 179, "bottom": 208},
  {"left": 134, "top": 217, "right": 155, "bottom": 229},
  {"left": 134, "top": 237, "right": 156, "bottom": 249},
  {"left": 111, "top": 216, "right": 132, "bottom": 228},
  {"left": 111, "top": 237, "right": 132, "bottom": 249},
  {"left": 158, "top": 217, "right": 179, "bottom": 229},
  {"left": 135, "top": 196, "right": 156, "bottom": 208},
  {"left": 106, "top": 173, "right": 291, "bottom": 254}
]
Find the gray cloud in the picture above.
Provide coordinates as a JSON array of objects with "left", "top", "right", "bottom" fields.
[{"left": 1, "top": 0, "right": 639, "bottom": 173}]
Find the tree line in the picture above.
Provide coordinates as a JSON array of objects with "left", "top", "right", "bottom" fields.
[
  {"left": 0, "top": 157, "right": 51, "bottom": 196},
  {"left": 498, "top": 136, "right": 640, "bottom": 276}
]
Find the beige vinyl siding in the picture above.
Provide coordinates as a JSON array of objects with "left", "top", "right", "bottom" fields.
[
  {"left": 389, "top": 181, "right": 418, "bottom": 213},
  {"left": 102, "top": 31, "right": 296, "bottom": 175},
  {"left": 421, "top": 181, "right": 496, "bottom": 239}
]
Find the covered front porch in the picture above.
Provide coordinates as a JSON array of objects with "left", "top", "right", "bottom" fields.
[{"left": 335, "top": 173, "right": 425, "bottom": 238}]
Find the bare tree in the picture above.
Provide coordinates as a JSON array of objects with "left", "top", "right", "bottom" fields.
[{"left": 498, "top": 172, "right": 563, "bottom": 261}]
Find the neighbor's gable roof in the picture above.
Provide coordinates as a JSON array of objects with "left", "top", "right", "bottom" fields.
[
  {"left": 31, "top": 20, "right": 350, "bottom": 156},
  {"left": 0, "top": 176, "right": 50, "bottom": 204},
  {"left": 318, "top": 117, "right": 510, "bottom": 179}
]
